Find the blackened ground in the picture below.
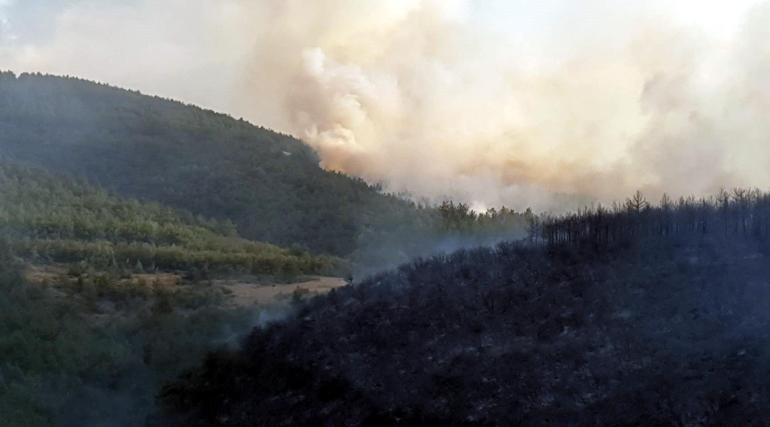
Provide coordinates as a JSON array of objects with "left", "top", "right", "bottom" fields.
[{"left": 157, "top": 233, "right": 770, "bottom": 426}]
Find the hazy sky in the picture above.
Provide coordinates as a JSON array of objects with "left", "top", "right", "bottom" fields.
[{"left": 1, "top": 0, "right": 769, "bottom": 210}]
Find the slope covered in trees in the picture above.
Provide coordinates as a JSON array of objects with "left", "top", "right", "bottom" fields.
[
  {"left": 159, "top": 190, "right": 770, "bottom": 425},
  {"left": 0, "top": 163, "right": 343, "bottom": 276},
  {"left": 0, "top": 71, "right": 421, "bottom": 255},
  {"left": 0, "top": 228, "right": 267, "bottom": 427},
  {"left": 0, "top": 71, "right": 535, "bottom": 268},
  {"left": 0, "top": 163, "right": 351, "bottom": 426}
]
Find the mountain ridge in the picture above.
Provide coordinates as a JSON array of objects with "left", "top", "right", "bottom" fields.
[{"left": 0, "top": 71, "right": 420, "bottom": 256}]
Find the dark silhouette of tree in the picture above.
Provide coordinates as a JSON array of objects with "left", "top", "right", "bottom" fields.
[
  {"left": 534, "top": 188, "right": 770, "bottom": 252},
  {"left": 626, "top": 190, "right": 649, "bottom": 213}
]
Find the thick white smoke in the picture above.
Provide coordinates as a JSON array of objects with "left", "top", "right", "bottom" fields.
[
  {"left": 232, "top": 0, "right": 770, "bottom": 210},
  {"left": 2, "top": 0, "right": 770, "bottom": 210}
]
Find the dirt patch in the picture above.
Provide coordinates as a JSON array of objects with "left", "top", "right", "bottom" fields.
[
  {"left": 128, "top": 273, "right": 181, "bottom": 287},
  {"left": 220, "top": 277, "right": 348, "bottom": 307},
  {"left": 23, "top": 264, "right": 67, "bottom": 285},
  {"left": 24, "top": 264, "right": 346, "bottom": 308},
  {"left": 24, "top": 264, "right": 182, "bottom": 287}
]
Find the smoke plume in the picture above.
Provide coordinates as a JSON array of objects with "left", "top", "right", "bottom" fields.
[{"left": 3, "top": 0, "right": 770, "bottom": 210}]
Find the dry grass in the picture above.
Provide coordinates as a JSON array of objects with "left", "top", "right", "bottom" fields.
[
  {"left": 24, "top": 264, "right": 347, "bottom": 307},
  {"left": 219, "top": 277, "right": 347, "bottom": 307}
]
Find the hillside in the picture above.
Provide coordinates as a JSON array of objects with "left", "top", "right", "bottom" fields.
[
  {"left": 159, "top": 191, "right": 770, "bottom": 426},
  {"left": 0, "top": 236, "right": 270, "bottom": 427},
  {"left": 0, "top": 163, "right": 343, "bottom": 276},
  {"left": 0, "top": 72, "right": 536, "bottom": 426},
  {"left": 0, "top": 163, "right": 352, "bottom": 426},
  {"left": 0, "top": 71, "right": 420, "bottom": 256}
]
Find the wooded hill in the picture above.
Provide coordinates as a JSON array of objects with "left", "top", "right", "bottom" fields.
[
  {"left": 0, "top": 224, "right": 264, "bottom": 427},
  {"left": 0, "top": 70, "right": 535, "bottom": 267},
  {"left": 0, "top": 71, "right": 421, "bottom": 256},
  {"left": 0, "top": 163, "right": 350, "bottom": 426},
  {"left": 0, "top": 163, "right": 343, "bottom": 276}
]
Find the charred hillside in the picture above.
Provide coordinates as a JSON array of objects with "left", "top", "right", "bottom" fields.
[{"left": 160, "top": 191, "right": 770, "bottom": 426}]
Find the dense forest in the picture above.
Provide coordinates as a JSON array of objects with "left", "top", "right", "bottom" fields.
[
  {"left": 0, "top": 71, "right": 432, "bottom": 256},
  {"left": 0, "top": 234, "right": 268, "bottom": 427},
  {"left": 0, "top": 163, "right": 344, "bottom": 277},
  {"left": 0, "top": 163, "right": 351, "bottom": 426},
  {"left": 159, "top": 190, "right": 770, "bottom": 425}
]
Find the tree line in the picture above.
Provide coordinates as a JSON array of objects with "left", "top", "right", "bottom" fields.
[
  {"left": 0, "top": 163, "right": 345, "bottom": 277},
  {"left": 533, "top": 189, "right": 770, "bottom": 251}
]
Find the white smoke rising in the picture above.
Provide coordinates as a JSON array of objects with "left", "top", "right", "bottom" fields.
[
  {"left": 2, "top": 0, "right": 770, "bottom": 210},
  {"left": 0, "top": 1, "right": 13, "bottom": 43},
  {"left": 234, "top": 0, "right": 770, "bottom": 209}
]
